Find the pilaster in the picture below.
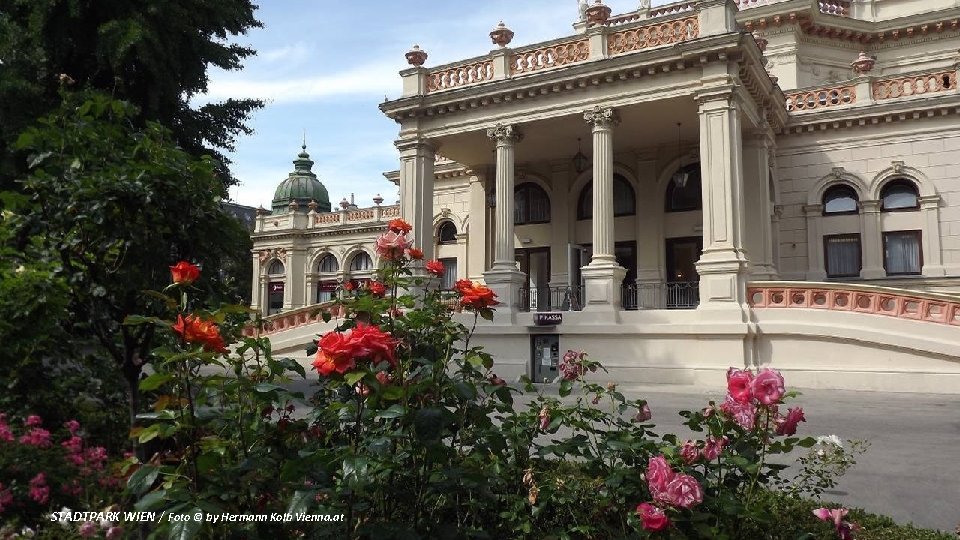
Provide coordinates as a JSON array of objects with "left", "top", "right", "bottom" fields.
[
  {"left": 920, "top": 194, "right": 946, "bottom": 277},
  {"left": 694, "top": 90, "right": 749, "bottom": 317},
  {"left": 467, "top": 175, "right": 489, "bottom": 281},
  {"left": 803, "top": 204, "right": 827, "bottom": 280},
  {"left": 860, "top": 200, "right": 885, "bottom": 279},
  {"left": 397, "top": 139, "right": 436, "bottom": 263},
  {"left": 742, "top": 131, "right": 777, "bottom": 280}
]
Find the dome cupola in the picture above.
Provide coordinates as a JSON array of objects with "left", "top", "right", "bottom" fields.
[{"left": 271, "top": 144, "right": 331, "bottom": 213}]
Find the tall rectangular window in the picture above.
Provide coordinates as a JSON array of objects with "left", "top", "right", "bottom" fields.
[
  {"left": 824, "top": 234, "right": 861, "bottom": 278},
  {"left": 439, "top": 258, "right": 458, "bottom": 290},
  {"left": 883, "top": 230, "right": 922, "bottom": 275}
]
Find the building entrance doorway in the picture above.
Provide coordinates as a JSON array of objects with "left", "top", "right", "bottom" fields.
[
  {"left": 516, "top": 247, "right": 550, "bottom": 311},
  {"left": 664, "top": 237, "right": 702, "bottom": 308}
]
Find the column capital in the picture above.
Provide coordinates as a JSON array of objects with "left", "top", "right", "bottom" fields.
[
  {"left": 486, "top": 123, "right": 523, "bottom": 145},
  {"left": 395, "top": 138, "right": 437, "bottom": 155},
  {"left": 583, "top": 106, "right": 620, "bottom": 129},
  {"left": 920, "top": 194, "right": 941, "bottom": 209},
  {"left": 694, "top": 86, "right": 737, "bottom": 109}
]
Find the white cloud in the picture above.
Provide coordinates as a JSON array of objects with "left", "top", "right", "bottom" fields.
[{"left": 257, "top": 42, "right": 311, "bottom": 64}]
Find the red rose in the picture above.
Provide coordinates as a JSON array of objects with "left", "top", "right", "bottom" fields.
[
  {"left": 368, "top": 281, "right": 386, "bottom": 297},
  {"left": 425, "top": 260, "right": 445, "bottom": 277},
  {"left": 169, "top": 261, "right": 200, "bottom": 285},
  {"left": 387, "top": 218, "right": 412, "bottom": 234},
  {"left": 312, "top": 332, "right": 357, "bottom": 376},
  {"left": 343, "top": 280, "right": 355, "bottom": 292},
  {"left": 726, "top": 367, "right": 754, "bottom": 403},
  {"left": 172, "top": 314, "right": 228, "bottom": 353},
  {"left": 407, "top": 247, "right": 424, "bottom": 260},
  {"left": 636, "top": 502, "right": 670, "bottom": 532}
]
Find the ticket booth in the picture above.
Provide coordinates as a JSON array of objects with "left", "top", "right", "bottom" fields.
[{"left": 532, "top": 334, "right": 560, "bottom": 382}]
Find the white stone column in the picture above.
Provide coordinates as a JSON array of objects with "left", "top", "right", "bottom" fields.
[
  {"left": 397, "top": 139, "right": 436, "bottom": 262},
  {"left": 803, "top": 204, "right": 827, "bottom": 280},
  {"left": 250, "top": 252, "right": 262, "bottom": 313},
  {"left": 482, "top": 124, "right": 527, "bottom": 314},
  {"left": 580, "top": 106, "right": 626, "bottom": 311},
  {"left": 860, "top": 200, "right": 885, "bottom": 279},
  {"left": 635, "top": 157, "right": 663, "bottom": 308},
  {"left": 288, "top": 248, "right": 307, "bottom": 309},
  {"left": 695, "top": 90, "right": 750, "bottom": 315},
  {"left": 467, "top": 175, "right": 488, "bottom": 280}
]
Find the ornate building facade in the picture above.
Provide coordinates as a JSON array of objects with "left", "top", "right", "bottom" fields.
[{"left": 252, "top": 0, "right": 960, "bottom": 393}]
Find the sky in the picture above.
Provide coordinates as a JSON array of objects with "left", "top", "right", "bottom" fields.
[{"left": 204, "top": 1, "right": 664, "bottom": 210}]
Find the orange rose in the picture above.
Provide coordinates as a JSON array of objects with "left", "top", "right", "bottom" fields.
[
  {"left": 169, "top": 261, "right": 200, "bottom": 285},
  {"left": 407, "top": 247, "right": 424, "bottom": 260},
  {"left": 387, "top": 218, "right": 412, "bottom": 234},
  {"left": 312, "top": 323, "right": 398, "bottom": 377},
  {"left": 172, "top": 315, "right": 228, "bottom": 353},
  {"left": 454, "top": 280, "right": 497, "bottom": 310},
  {"left": 425, "top": 260, "right": 445, "bottom": 277}
]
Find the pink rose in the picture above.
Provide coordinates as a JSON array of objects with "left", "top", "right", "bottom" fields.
[
  {"left": 79, "top": 522, "right": 97, "bottom": 538},
  {"left": 19, "top": 427, "right": 52, "bottom": 448},
  {"left": 636, "top": 502, "right": 670, "bottom": 532},
  {"left": 679, "top": 440, "right": 700, "bottom": 465},
  {"left": 665, "top": 474, "right": 703, "bottom": 509},
  {"left": 720, "top": 395, "right": 756, "bottom": 430},
  {"left": 375, "top": 231, "right": 413, "bottom": 260},
  {"left": 701, "top": 435, "right": 728, "bottom": 461},
  {"left": 775, "top": 407, "right": 806, "bottom": 436},
  {"left": 25, "top": 415, "right": 43, "bottom": 427},
  {"left": 726, "top": 368, "right": 754, "bottom": 403},
  {"left": 751, "top": 368, "right": 785, "bottom": 405},
  {"left": 64, "top": 420, "right": 81, "bottom": 434},
  {"left": 646, "top": 455, "right": 675, "bottom": 503},
  {"left": 538, "top": 407, "right": 551, "bottom": 431},
  {"left": 28, "top": 473, "right": 49, "bottom": 504},
  {"left": 633, "top": 403, "right": 652, "bottom": 423},
  {"left": 105, "top": 527, "right": 124, "bottom": 540}
]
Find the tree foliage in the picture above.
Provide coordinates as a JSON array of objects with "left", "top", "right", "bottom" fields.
[{"left": 0, "top": 0, "right": 263, "bottom": 187}]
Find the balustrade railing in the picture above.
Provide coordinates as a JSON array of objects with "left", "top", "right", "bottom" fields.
[
  {"left": 785, "top": 85, "right": 856, "bottom": 111},
  {"left": 622, "top": 281, "right": 700, "bottom": 310},
  {"left": 518, "top": 286, "right": 583, "bottom": 312},
  {"left": 872, "top": 71, "right": 957, "bottom": 100}
]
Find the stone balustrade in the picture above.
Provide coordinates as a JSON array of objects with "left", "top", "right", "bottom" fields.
[
  {"left": 734, "top": 0, "right": 849, "bottom": 15},
  {"left": 784, "top": 85, "right": 856, "bottom": 111},
  {"left": 872, "top": 70, "right": 957, "bottom": 101},
  {"left": 511, "top": 38, "right": 590, "bottom": 75},
  {"left": 648, "top": 1, "right": 697, "bottom": 18},
  {"left": 243, "top": 302, "right": 345, "bottom": 337},
  {"left": 748, "top": 281, "right": 960, "bottom": 326},
  {"left": 427, "top": 59, "right": 494, "bottom": 92},
  {"left": 311, "top": 204, "right": 399, "bottom": 227},
  {"left": 607, "top": 16, "right": 699, "bottom": 55}
]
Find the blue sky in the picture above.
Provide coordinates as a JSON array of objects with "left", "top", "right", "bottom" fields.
[{"left": 205, "top": 1, "right": 661, "bottom": 209}]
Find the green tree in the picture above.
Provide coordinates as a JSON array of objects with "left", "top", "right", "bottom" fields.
[
  {"left": 0, "top": 0, "right": 263, "bottom": 188},
  {"left": 10, "top": 90, "right": 251, "bottom": 434}
]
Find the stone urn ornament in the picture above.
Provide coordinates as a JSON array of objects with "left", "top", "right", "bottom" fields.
[
  {"left": 752, "top": 30, "right": 768, "bottom": 52},
  {"left": 405, "top": 44, "right": 428, "bottom": 67},
  {"left": 372, "top": 194, "right": 384, "bottom": 206},
  {"left": 851, "top": 51, "right": 876, "bottom": 75},
  {"left": 490, "top": 21, "right": 514, "bottom": 48},
  {"left": 585, "top": 0, "right": 612, "bottom": 24}
]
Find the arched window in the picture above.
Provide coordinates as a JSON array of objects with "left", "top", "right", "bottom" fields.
[
  {"left": 881, "top": 180, "right": 919, "bottom": 211},
  {"left": 515, "top": 182, "right": 551, "bottom": 224},
  {"left": 664, "top": 164, "right": 702, "bottom": 213},
  {"left": 267, "top": 260, "right": 285, "bottom": 275},
  {"left": 317, "top": 254, "right": 338, "bottom": 273},
  {"left": 348, "top": 252, "right": 373, "bottom": 272},
  {"left": 577, "top": 174, "right": 636, "bottom": 220},
  {"left": 822, "top": 185, "right": 859, "bottom": 215},
  {"left": 438, "top": 221, "right": 457, "bottom": 244}
]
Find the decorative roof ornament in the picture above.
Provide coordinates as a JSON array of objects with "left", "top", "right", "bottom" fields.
[
  {"left": 373, "top": 194, "right": 384, "bottom": 206},
  {"left": 339, "top": 197, "right": 350, "bottom": 210},
  {"left": 490, "top": 21, "right": 514, "bottom": 48},
  {"left": 585, "top": 0, "right": 612, "bottom": 24},
  {"left": 851, "top": 51, "right": 876, "bottom": 75},
  {"left": 308, "top": 199, "right": 318, "bottom": 212},
  {"left": 752, "top": 30, "right": 768, "bottom": 52},
  {"left": 405, "top": 44, "right": 428, "bottom": 67},
  {"left": 256, "top": 205, "right": 269, "bottom": 216}
]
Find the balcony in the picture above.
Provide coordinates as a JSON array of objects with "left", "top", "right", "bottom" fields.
[{"left": 518, "top": 282, "right": 700, "bottom": 312}]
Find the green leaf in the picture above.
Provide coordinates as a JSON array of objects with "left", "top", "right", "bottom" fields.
[
  {"left": 253, "top": 383, "right": 284, "bottom": 393},
  {"left": 133, "top": 489, "right": 167, "bottom": 511},
  {"left": 168, "top": 508, "right": 202, "bottom": 540},
  {"left": 381, "top": 386, "right": 404, "bottom": 400},
  {"left": 559, "top": 379, "right": 573, "bottom": 398},
  {"left": 127, "top": 465, "right": 160, "bottom": 496},
  {"left": 322, "top": 310, "right": 332, "bottom": 323},
  {"left": 139, "top": 372, "right": 173, "bottom": 391},
  {"left": 414, "top": 407, "right": 446, "bottom": 442},
  {"left": 286, "top": 490, "right": 316, "bottom": 516},
  {"left": 454, "top": 381, "right": 477, "bottom": 401},
  {"left": 376, "top": 404, "right": 407, "bottom": 419},
  {"left": 344, "top": 371, "right": 366, "bottom": 386},
  {"left": 479, "top": 308, "right": 494, "bottom": 321}
]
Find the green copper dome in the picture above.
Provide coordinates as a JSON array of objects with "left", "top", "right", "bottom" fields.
[{"left": 271, "top": 145, "right": 331, "bottom": 213}]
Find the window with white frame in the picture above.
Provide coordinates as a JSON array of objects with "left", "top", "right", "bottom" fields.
[
  {"left": 881, "top": 180, "right": 919, "bottom": 211},
  {"left": 824, "top": 234, "right": 861, "bottom": 278},
  {"left": 822, "top": 185, "right": 859, "bottom": 215},
  {"left": 883, "top": 230, "right": 922, "bottom": 275},
  {"left": 439, "top": 258, "right": 457, "bottom": 290}
]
